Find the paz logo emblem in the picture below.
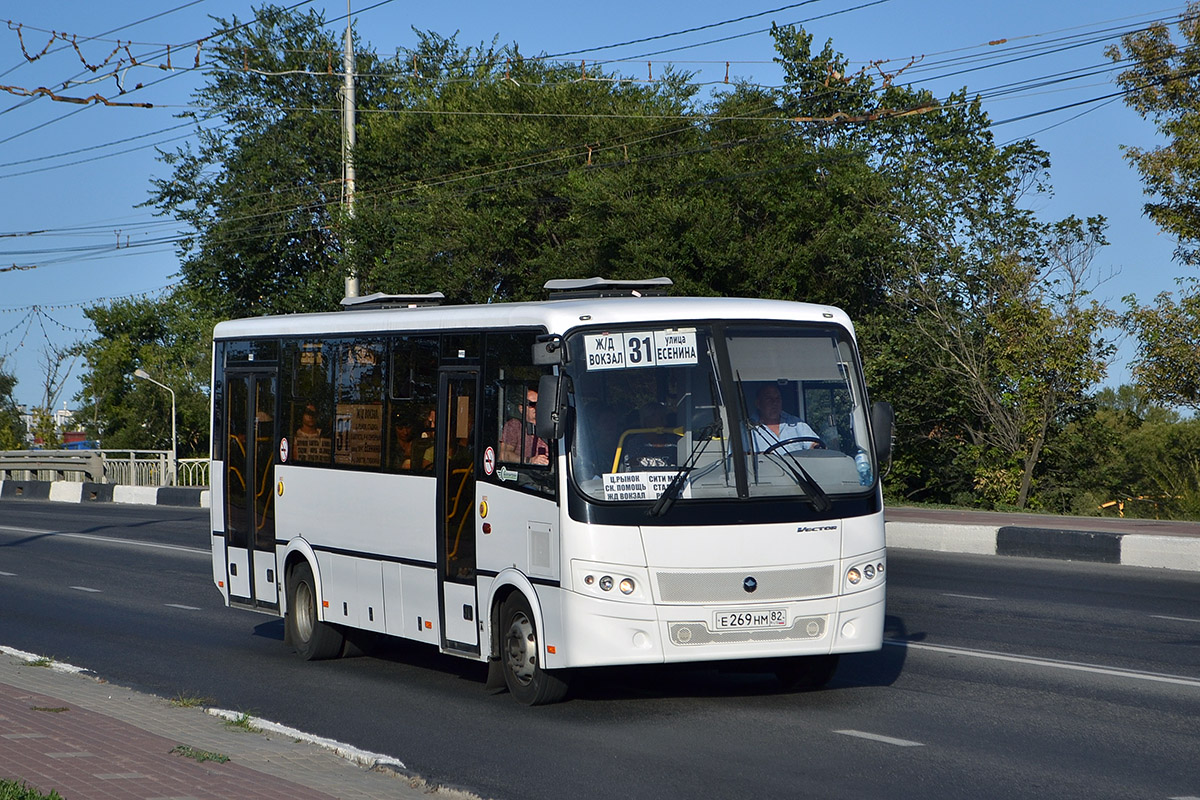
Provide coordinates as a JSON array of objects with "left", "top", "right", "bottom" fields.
[{"left": 743, "top": 576, "right": 757, "bottom": 593}]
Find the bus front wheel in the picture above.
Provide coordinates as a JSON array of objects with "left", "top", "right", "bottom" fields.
[
  {"left": 286, "top": 561, "right": 345, "bottom": 661},
  {"left": 499, "top": 593, "right": 569, "bottom": 705}
]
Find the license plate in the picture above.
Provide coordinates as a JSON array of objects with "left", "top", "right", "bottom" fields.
[{"left": 713, "top": 608, "right": 788, "bottom": 631}]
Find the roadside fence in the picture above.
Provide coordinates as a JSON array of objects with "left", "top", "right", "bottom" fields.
[{"left": 0, "top": 450, "right": 210, "bottom": 488}]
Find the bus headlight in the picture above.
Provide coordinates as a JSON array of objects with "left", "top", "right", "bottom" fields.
[
  {"left": 619, "top": 578, "right": 635, "bottom": 595},
  {"left": 864, "top": 564, "right": 876, "bottom": 580},
  {"left": 599, "top": 576, "right": 614, "bottom": 592},
  {"left": 847, "top": 567, "right": 862, "bottom": 585}
]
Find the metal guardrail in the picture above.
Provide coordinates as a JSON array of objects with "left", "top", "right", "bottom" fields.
[
  {"left": 0, "top": 450, "right": 104, "bottom": 482},
  {"left": 0, "top": 450, "right": 211, "bottom": 488}
]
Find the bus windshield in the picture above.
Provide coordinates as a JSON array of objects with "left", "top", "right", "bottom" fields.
[{"left": 566, "top": 323, "right": 875, "bottom": 505}]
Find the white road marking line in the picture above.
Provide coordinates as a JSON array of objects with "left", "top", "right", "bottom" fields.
[
  {"left": 0, "top": 526, "right": 206, "bottom": 555},
  {"left": 834, "top": 730, "right": 924, "bottom": 747},
  {"left": 70, "top": 586, "right": 101, "bottom": 593},
  {"left": 941, "top": 593, "right": 995, "bottom": 601},
  {"left": 1151, "top": 615, "right": 1200, "bottom": 624},
  {"left": 887, "top": 640, "right": 1200, "bottom": 688},
  {"left": 0, "top": 571, "right": 15, "bottom": 576},
  {"left": 164, "top": 603, "right": 201, "bottom": 611}
]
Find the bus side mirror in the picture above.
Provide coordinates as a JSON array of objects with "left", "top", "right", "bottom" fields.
[
  {"left": 535, "top": 373, "right": 564, "bottom": 441},
  {"left": 871, "top": 401, "right": 894, "bottom": 464},
  {"left": 532, "top": 335, "right": 564, "bottom": 365}
]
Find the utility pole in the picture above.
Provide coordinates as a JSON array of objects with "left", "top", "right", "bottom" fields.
[{"left": 342, "top": 0, "right": 359, "bottom": 299}]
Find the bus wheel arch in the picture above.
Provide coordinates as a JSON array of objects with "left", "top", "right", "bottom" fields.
[
  {"left": 486, "top": 575, "right": 569, "bottom": 705},
  {"left": 284, "top": 556, "right": 344, "bottom": 660}
]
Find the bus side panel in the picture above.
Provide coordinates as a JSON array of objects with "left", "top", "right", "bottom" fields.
[
  {"left": 476, "top": 487, "right": 560, "bottom": 581},
  {"left": 210, "top": 464, "right": 228, "bottom": 601},
  {"left": 275, "top": 465, "right": 439, "bottom": 640},
  {"left": 399, "top": 564, "right": 440, "bottom": 643}
]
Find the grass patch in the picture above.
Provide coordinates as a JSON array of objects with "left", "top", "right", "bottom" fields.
[
  {"left": 0, "top": 779, "right": 65, "bottom": 799},
  {"left": 170, "top": 744, "right": 230, "bottom": 764},
  {"left": 169, "top": 693, "right": 213, "bottom": 709},
  {"left": 30, "top": 707, "right": 69, "bottom": 714},
  {"left": 23, "top": 657, "right": 53, "bottom": 668},
  {"left": 223, "top": 712, "right": 258, "bottom": 732}
]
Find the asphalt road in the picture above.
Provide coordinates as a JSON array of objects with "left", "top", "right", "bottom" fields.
[{"left": 0, "top": 499, "right": 1197, "bottom": 799}]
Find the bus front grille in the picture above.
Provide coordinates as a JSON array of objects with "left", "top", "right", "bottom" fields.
[{"left": 655, "top": 565, "right": 836, "bottom": 604}]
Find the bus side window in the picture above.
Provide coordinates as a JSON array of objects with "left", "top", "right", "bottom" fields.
[
  {"left": 387, "top": 336, "right": 439, "bottom": 475},
  {"left": 484, "top": 332, "right": 555, "bottom": 496}
]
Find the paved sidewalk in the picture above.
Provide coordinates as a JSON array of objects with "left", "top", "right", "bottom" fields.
[{"left": 0, "top": 649, "right": 478, "bottom": 800}]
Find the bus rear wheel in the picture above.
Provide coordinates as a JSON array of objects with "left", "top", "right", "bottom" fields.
[
  {"left": 499, "top": 593, "right": 569, "bottom": 705},
  {"left": 286, "top": 561, "right": 345, "bottom": 661}
]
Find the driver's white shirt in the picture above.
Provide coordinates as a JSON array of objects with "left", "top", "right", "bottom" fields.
[{"left": 750, "top": 411, "right": 820, "bottom": 452}]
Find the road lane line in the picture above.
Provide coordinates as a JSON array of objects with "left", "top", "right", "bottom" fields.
[
  {"left": 70, "top": 586, "right": 102, "bottom": 593},
  {"left": 887, "top": 639, "right": 1200, "bottom": 688},
  {"left": 0, "top": 571, "right": 15, "bottom": 576},
  {"left": 1151, "top": 615, "right": 1200, "bottom": 624},
  {"left": 941, "top": 593, "right": 995, "bottom": 601},
  {"left": 164, "top": 603, "right": 202, "bottom": 610},
  {"left": 834, "top": 730, "right": 924, "bottom": 747},
  {"left": 0, "top": 526, "right": 207, "bottom": 555}
]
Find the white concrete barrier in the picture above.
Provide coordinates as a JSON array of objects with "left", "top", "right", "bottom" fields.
[
  {"left": 48, "top": 482, "right": 84, "bottom": 503},
  {"left": 113, "top": 485, "right": 160, "bottom": 505},
  {"left": 886, "top": 521, "right": 998, "bottom": 555}
]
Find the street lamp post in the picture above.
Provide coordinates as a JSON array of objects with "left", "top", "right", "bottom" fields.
[{"left": 133, "top": 368, "right": 176, "bottom": 486}]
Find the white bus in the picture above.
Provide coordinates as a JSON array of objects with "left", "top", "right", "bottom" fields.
[{"left": 210, "top": 278, "right": 893, "bottom": 704}]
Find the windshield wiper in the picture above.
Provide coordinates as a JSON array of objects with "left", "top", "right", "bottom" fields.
[
  {"left": 648, "top": 420, "right": 721, "bottom": 517},
  {"left": 746, "top": 420, "right": 833, "bottom": 513}
]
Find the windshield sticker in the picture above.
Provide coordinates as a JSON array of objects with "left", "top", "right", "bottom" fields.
[
  {"left": 497, "top": 466, "right": 519, "bottom": 483},
  {"left": 603, "top": 472, "right": 691, "bottom": 502},
  {"left": 584, "top": 330, "right": 698, "bottom": 371}
]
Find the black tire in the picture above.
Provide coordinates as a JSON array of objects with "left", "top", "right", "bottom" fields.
[
  {"left": 774, "top": 654, "right": 840, "bottom": 691},
  {"left": 285, "top": 561, "right": 345, "bottom": 661},
  {"left": 499, "top": 593, "right": 570, "bottom": 705}
]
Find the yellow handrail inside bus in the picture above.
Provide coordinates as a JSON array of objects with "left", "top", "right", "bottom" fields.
[{"left": 610, "top": 426, "right": 684, "bottom": 473}]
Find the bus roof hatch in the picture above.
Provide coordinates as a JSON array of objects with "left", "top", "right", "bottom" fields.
[{"left": 544, "top": 276, "right": 673, "bottom": 299}]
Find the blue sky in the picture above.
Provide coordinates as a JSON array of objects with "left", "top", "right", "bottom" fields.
[{"left": 0, "top": 0, "right": 1183, "bottom": 410}]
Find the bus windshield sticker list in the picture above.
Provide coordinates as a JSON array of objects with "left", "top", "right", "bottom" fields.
[{"left": 584, "top": 330, "right": 698, "bottom": 371}]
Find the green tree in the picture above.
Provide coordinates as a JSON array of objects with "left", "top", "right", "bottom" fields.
[
  {"left": 147, "top": 5, "right": 392, "bottom": 319},
  {"left": 1108, "top": 5, "right": 1200, "bottom": 408},
  {"left": 0, "top": 359, "right": 25, "bottom": 450},
  {"left": 73, "top": 289, "right": 213, "bottom": 456}
]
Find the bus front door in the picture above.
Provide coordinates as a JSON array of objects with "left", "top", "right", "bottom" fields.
[
  {"left": 224, "top": 371, "right": 279, "bottom": 610},
  {"left": 437, "top": 371, "right": 480, "bottom": 654}
]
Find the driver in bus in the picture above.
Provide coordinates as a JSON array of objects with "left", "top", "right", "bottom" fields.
[{"left": 749, "top": 383, "right": 823, "bottom": 453}]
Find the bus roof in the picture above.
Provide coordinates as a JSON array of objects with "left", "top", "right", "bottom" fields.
[{"left": 211, "top": 295, "right": 855, "bottom": 340}]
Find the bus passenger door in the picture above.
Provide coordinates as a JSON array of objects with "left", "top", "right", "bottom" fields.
[
  {"left": 224, "top": 371, "right": 279, "bottom": 610},
  {"left": 437, "top": 370, "right": 480, "bottom": 654}
]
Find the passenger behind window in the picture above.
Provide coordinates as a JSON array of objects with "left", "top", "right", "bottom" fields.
[
  {"left": 500, "top": 387, "right": 549, "bottom": 466},
  {"left": 391, "top": 407, "right": 433, "bottom": 472}
]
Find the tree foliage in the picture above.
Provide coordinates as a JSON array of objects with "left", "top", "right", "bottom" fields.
[
  {"left": 1108, "top": 5, "right": 1200, "bottom": 409},
  {"left": 0, "top": 359, "right": 25, "bottom": 450},
  {"left": 66, "top": 5, "right": 1135, "bottom": 513},
  {"left": 73, "top": 288, "right": 214, "bottom": 456}
]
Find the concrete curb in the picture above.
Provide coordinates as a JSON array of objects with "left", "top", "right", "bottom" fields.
[
  {"left": 0, "top": 478, "right": 209, "bottom": 508},
  {"left": 886, "top": 521, "right": 1200, "bottom": 572}
]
